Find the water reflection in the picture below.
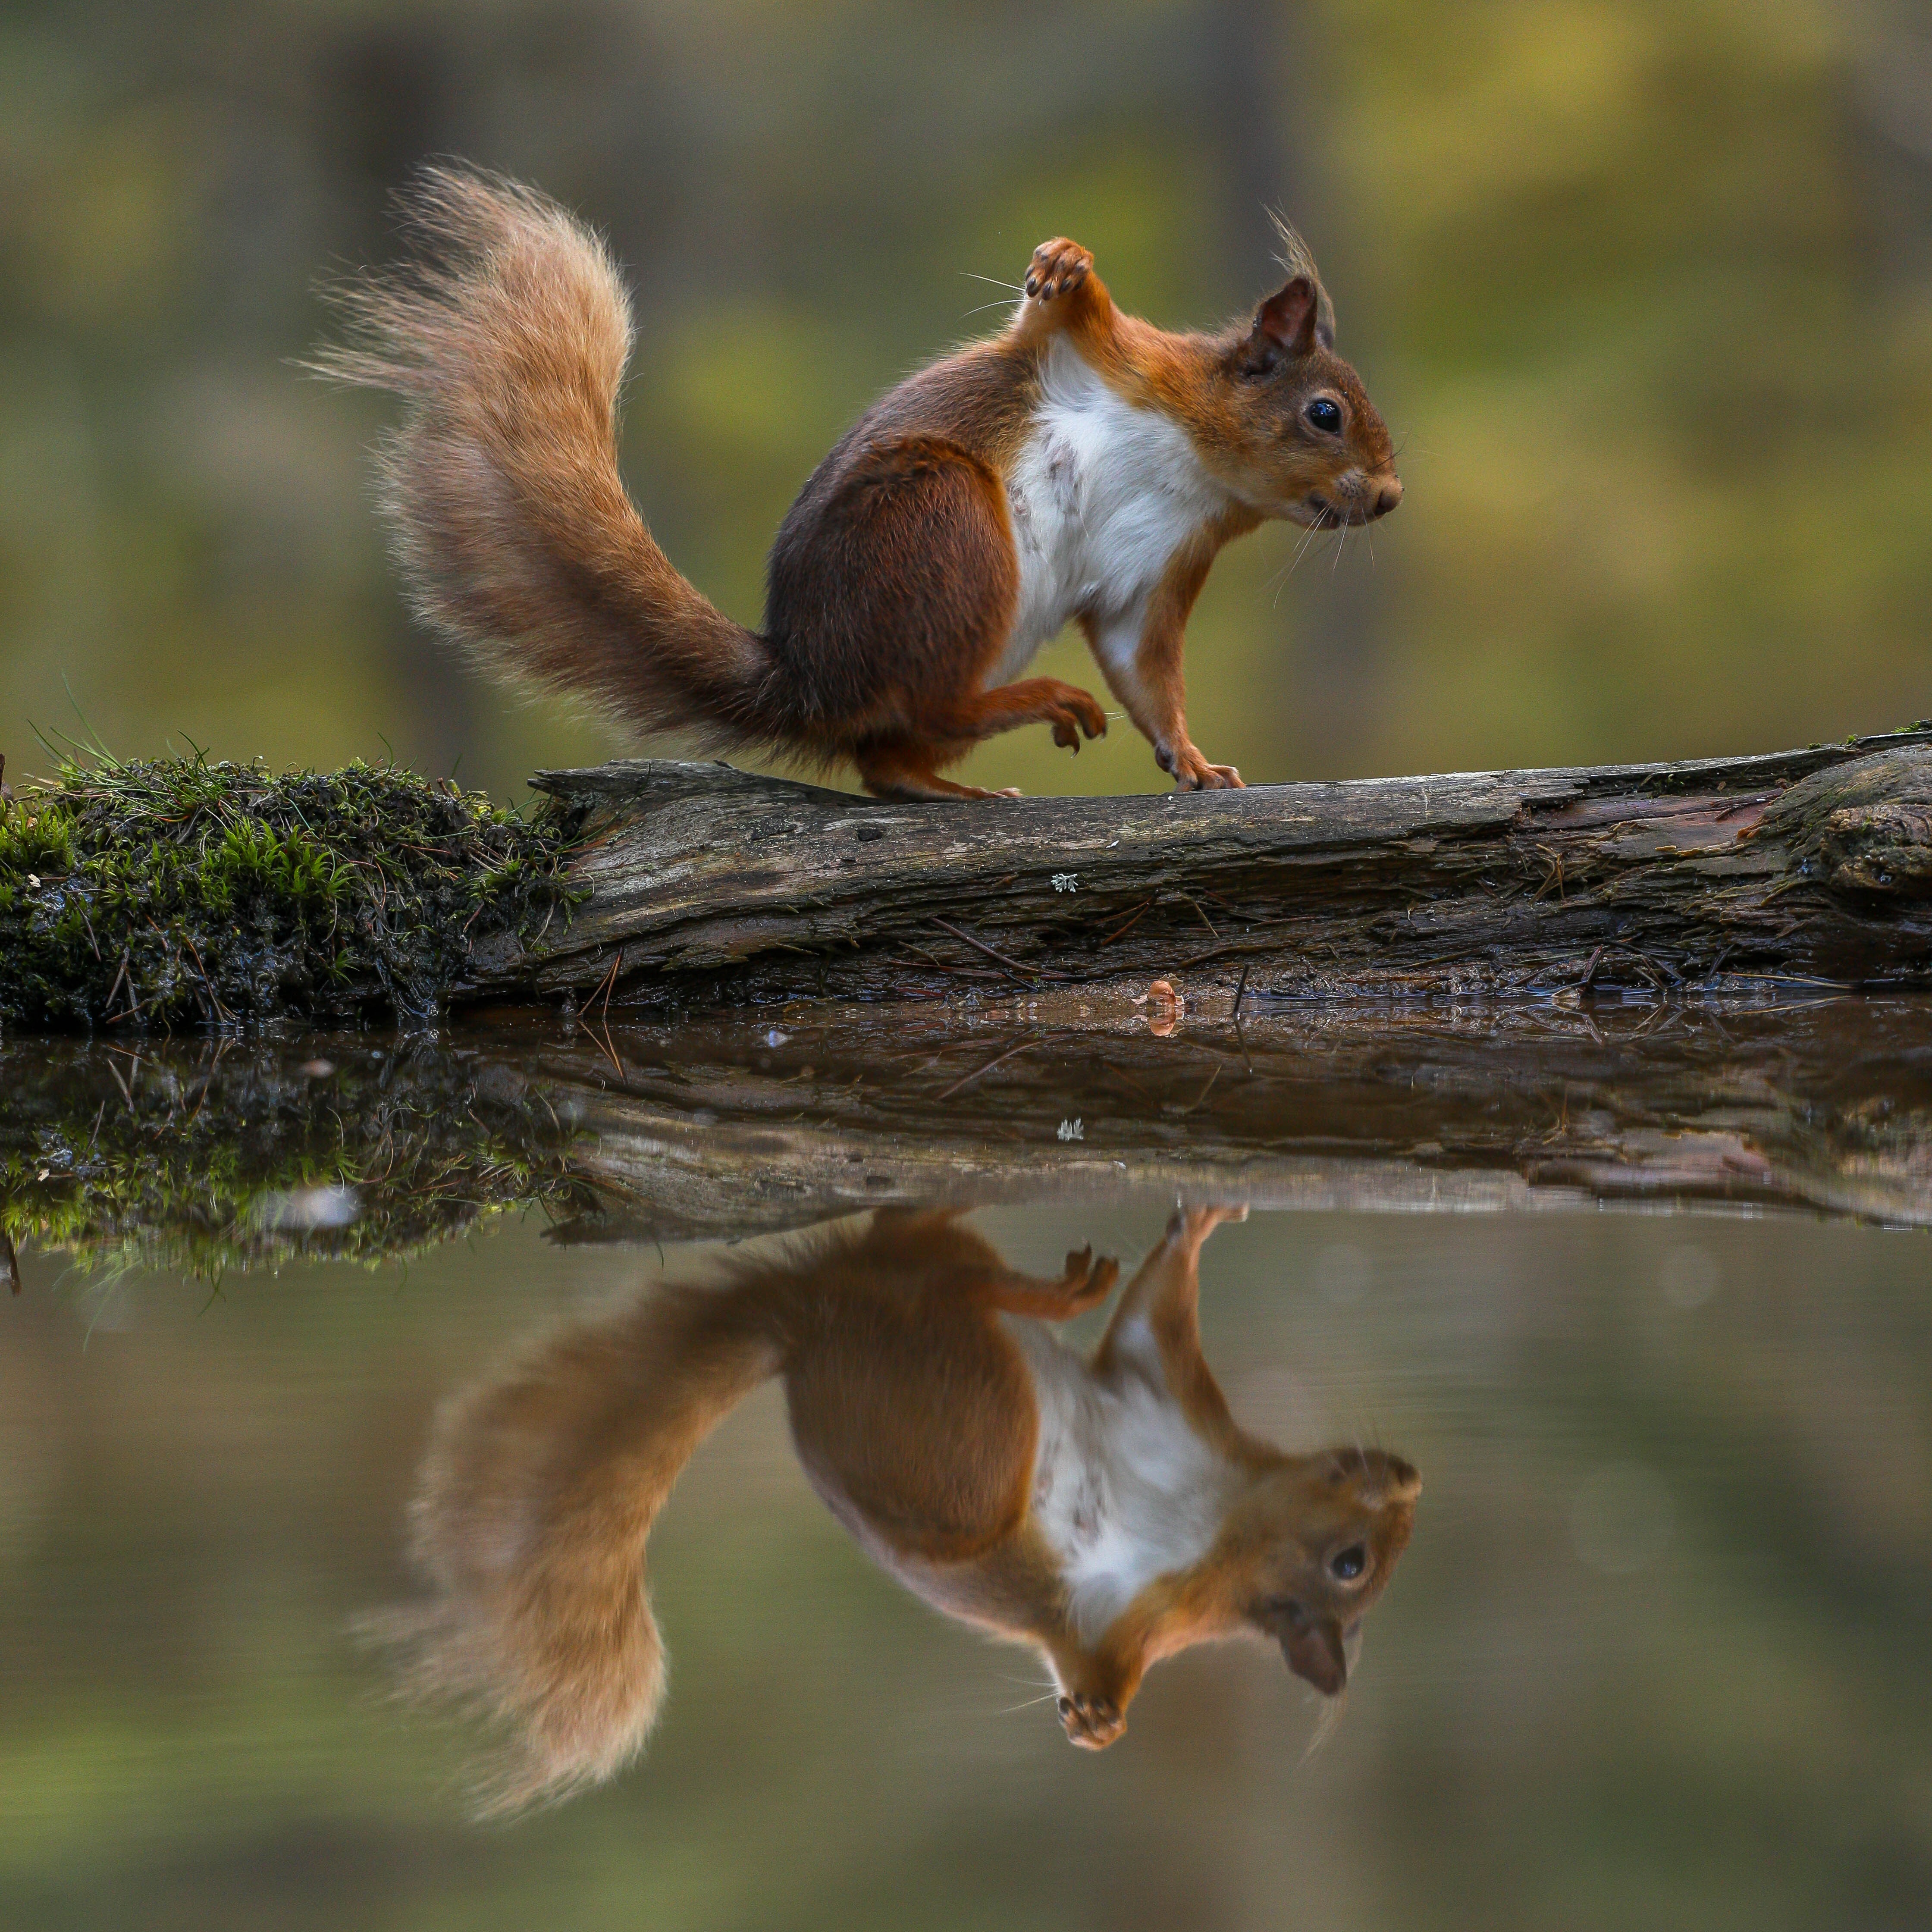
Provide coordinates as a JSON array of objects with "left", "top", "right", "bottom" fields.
[
  {"left": 375, "top": 1204, "right": 1418, "bottom": 1808},
  {"left": 6, "top": 997, "right": 1932, "bottom": 1282}
]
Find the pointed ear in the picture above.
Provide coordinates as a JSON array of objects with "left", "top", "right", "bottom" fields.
[
  {"left": 1238, "top": 276, "right": 1319, "bottom": 377},
  {"left": 1278, "top": 1615, "right": 1348, "bottom": 1696}
]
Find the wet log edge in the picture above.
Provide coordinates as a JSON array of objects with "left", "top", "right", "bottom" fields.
[{"left": 465, "top": 732, "right": 1932, "bottom": 1007}]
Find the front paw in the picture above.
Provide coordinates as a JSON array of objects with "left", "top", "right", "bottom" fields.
[
  {"left": 1167, "top": 1203, "right": 1249, "bottom": 1248},
  {"left": 1025, "top": 238, "right": 1093, "bottom": 303},
  {"left": 1057, "top": 1690, "right": 1126, "bottom": 1750},
  {"left": 1160, "top": 742, "right": 1243, "bottom": 790}
]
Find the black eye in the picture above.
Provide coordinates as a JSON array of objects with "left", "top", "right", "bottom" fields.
[
  {"left": 1305, "top": 398, "right": 1342, "bottom": 434},
  {"left": 1330, "top": 1544, "right": 1367, "bottom": 1581}
]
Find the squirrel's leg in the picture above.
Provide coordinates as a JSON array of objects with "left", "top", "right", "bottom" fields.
[
  {"left": 1089, "top": 1206, "right": 1248, "bottom": 1449},
  {"left": 964, "top": 1245, "right": 1120, "bottom": 1321},
  {"left": 1079, "top": 517, "right": 1258, "bottom": 790},
  {"left": 924, "top": 677, "right": 1107, "bottom": 751},
  {"left": 853, "top": 739, "right": 1019, "bottom": 801},
  {"left": 1048, "top": 1631, "right": 1146, "bottom": 1750}
]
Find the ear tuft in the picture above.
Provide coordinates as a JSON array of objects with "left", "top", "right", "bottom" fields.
[{"left": 1267, "top": 213, "right": 1337, "bottom": 349}]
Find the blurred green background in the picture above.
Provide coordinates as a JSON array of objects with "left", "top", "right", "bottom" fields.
[
  {"left": 4, "top": 1203, "right": 1929, "bottom": 1931},
  {"left": 4, "top": 0, "right": 1929, "bottom": 804}
]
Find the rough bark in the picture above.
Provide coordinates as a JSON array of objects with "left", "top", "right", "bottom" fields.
[{"left": 464, "top": 731, "right": 1932, "bottom": 1008}]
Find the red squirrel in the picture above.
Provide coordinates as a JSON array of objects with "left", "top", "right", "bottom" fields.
[
  {"left": 370, "top": 1206, "right": 1419, "bottom": 1811},
  {"left": 319, "top": 171, "right": 1400, "bottom": 800}
]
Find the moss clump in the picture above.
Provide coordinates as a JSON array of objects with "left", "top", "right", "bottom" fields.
[
  {"left": 0, "top": 753, "right": 578, "bottom": 1028},
  {"left": 0, "top": 1037, "right": 593, "bottom": 1279}
]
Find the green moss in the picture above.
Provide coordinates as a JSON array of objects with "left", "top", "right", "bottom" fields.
[
  {"left": 0, "top": 1038, "right": 591, "bottom": 1279},
  {"left": 0, "top": 753, "right": 579, "bottom": 1029}
]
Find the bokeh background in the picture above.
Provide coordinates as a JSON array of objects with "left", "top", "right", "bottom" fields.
[
  {"left": 4, "top": 0, "right": 1930, "bottom": 804},
  {"left": 4, "top": 1201, "right": 1929, "bottom": 1932}
]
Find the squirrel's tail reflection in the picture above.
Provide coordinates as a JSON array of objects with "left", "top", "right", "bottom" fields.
[{"left": 364, "top": 1280, "right": 779, "bottom": 1814}]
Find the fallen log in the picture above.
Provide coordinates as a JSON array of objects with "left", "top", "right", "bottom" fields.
[
  {"left": 5, "top": 995, "right": 1928, "bottom": 1282},
  {"left": 5, "top": 731, "right": 1930, "bottom": 1024},
  {"left": 480, "top": 730, "right": 1932, "bottom": 1010}
]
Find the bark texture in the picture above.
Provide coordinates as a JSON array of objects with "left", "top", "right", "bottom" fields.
[{"left": 466, "top": 731, "right": 1932, "bottom": 1007}]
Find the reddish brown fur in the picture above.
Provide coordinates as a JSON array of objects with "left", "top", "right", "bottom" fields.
[
  {"left": 319, "top": 172, "right": 1398, "bottom": 797},
  {"left": 370, "top": 1206, "right": 1418, "bottom": 1807}
]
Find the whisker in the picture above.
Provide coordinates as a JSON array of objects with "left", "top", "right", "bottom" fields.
[
  {"left": 1276, "top": 518, "right": 1323, "bottom": 598},
  {"left": 960, "top": 272, "right": 1025, "bottom": 292},
  {"left": 962, "top": 298, "right": 1019, "bottom": 317},
  {"left": 994, "top": 1689, "right": 1067, "bottom": 1714}
]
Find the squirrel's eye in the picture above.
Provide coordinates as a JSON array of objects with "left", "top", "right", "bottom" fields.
[
  {"left": 1305, "top": 398, "right": 1342, "bottom": 434},
  {"left": 1330, "top": 1544, "right": 1367, "bottom": 1581}
]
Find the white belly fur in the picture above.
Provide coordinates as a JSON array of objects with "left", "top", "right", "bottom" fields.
[
  {"left": 1006, "top": 1313, "right": 1237, "bottom": 1643},
  {"left": 995, "top": 337, "right": 1230, "bottom": 687}
]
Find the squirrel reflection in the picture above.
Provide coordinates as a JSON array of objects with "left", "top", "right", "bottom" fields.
[{"left": 376, "top": 1206, "right": 1419, "bottom": 1809}]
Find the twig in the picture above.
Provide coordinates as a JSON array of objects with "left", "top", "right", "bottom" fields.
[
  {"left": 593, "top": 949, "right": 623, "bottom": 1020},
  {"left": 888, "top": 954, "right": 1005, "bottom": 981},
  {"left": 104, "top": 952, "right": 133, "bottom": 1024},
  {"left": 1097, "top": 900, "right": 1154, "bottom": 946},
  {"left": 930, "top": 917, "right": 1069, "bottom": 981},
  {"left": 933, "top": 1038, "right": 1040, "bottom": 1101},
  {"left": 1177, "top": 1061, "right": 1222, "bottom": 1115},
  {"left": 1180, "top": 895, "right": 1219, "bottom": 939},
  {"left": 577, "top": 1010, "right": 625, "bottom": 1079}
]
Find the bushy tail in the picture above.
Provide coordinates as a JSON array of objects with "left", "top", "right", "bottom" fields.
[
  {"left": 364, "top": 1281, "right": 779, "bottom": 1815},
  {"left": 313, "top": 169, "right": 777, "bottom": 751}
]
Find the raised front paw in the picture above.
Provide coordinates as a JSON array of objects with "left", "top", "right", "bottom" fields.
[
  {"left": 1025, "top": 238, "right": 1093, "bottom": 303},
  {"left": 1047, "top": 684, "right": 1108, "bottom": 751},
  {"left": 1057, "top": 1690, "right": 1126, "bottom": 1750},
  {"left": 1159, "top": 741, "right": 1244, "bottom": 791}
]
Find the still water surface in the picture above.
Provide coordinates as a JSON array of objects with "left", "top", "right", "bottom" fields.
[{"left": 3, "top": 1003, "right": 1928, "bottom": 1931}]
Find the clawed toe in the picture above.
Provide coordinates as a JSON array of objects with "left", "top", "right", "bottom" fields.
[
  {"left": 1056, "top": 1247, "right": 1119, "bottom": 1311},
  {"left": 1161, "top": 743, "right": 1243, "bottom": 791},
  {"left": 1026, "top": 239, "right": 1093, "bottom": 303},
  {"left": 1048, "top": 696, "right": 1107, "bottom": 751},
  {"left": 1057, "top": 1691, "right": 1125, "bottom": 1749}
]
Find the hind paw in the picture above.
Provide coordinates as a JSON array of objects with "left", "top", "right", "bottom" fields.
[
  {"left": 1056, "top": 1246, "right": 1120, "bottom": 1312},
  {"left": 1048, "top": 689, "right": 1108, "bottom": 751}
]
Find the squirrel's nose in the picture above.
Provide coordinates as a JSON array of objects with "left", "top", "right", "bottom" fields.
[{"left": 1372, "top": 478, "right": 1403, "bottom": 518}]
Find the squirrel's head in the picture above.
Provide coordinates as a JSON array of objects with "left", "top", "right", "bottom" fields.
[
  {"left": 1231, "top": 1446, "right": 1421, "bottom": 1696},
  {"left": 1201, "top": 225, "right": 1402, "bottom": 532}
]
